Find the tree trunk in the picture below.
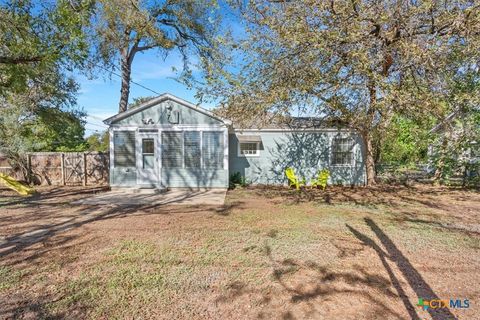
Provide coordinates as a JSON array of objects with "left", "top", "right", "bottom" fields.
[
  {"left": 118, "top": 49, "right": 132, "bottom": 113},
  {"left": 433, "top": 137, "right": 448, "bottom": 185},
  {"left": 362, "top": 130, "right": 377, "bottom": 186},
  {"left": 364, "top": 79, "right": 377, "bottom": 186}
]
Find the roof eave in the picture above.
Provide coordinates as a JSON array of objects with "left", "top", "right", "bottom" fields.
[{"left": 103, "top": 93, "right": 231, "bottom": 126}]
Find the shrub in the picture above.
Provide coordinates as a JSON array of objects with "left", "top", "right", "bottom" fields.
[{"left": 229, "top": 172, "right": 249, "bottom": 189}]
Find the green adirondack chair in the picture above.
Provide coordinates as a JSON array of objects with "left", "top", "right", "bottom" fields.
[{"left": 285, "top": 167, "right": 304, "bottom": 190}]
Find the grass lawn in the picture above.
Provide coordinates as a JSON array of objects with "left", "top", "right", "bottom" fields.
[{"left": 0, "top": 185, "right": 479, "bottom": 319}]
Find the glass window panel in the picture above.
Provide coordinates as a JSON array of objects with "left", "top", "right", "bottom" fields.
[
  {"left": 240, "top": 142, "right": 258, "bottom": 155},
  {"left": 332, "top": 138, "right": 354, "bottom": 165},
  {"left": 143, "top": 155, "right": 154, "bottom": 169},
  {"left": 142, "top": 139, "right": 154, "bottom": 154}
]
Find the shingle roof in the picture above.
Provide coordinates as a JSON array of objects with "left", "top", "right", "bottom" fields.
[{"left": 232, "top": 116, "right": 349, "bottom": 130}]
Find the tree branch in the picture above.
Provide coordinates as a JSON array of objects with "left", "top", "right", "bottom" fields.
[{"left": 0, "top": 56, "right": 44, "bottom": 65}]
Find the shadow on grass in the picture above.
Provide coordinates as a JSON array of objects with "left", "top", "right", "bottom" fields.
[
  {"left": 217, "top": 241, "right": 405, "bottom": 319},
  {"left": 216, "top": 217, "right": 459, "bottom": 319},
  {"left": 0, "top": 295, "right": 68, "bottom": 320},
  {"left": 250, "top": 184, "right": 478, "bottom": 211},
  {"left": 0, "top": 188, "right": 244, "bottom": 266},
  {"left": 347, "top": 218, "right": 457, "bottom": 320}
]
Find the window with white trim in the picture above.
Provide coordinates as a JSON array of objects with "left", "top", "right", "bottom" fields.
[
  {"left": 331, "top": 137, "right": 354, "bottom": 165},
  {"left": 161, "top": 131, "right": 224, "bottom": 169},
  {"left": 238, "top": 142, "right": 259, "bottom": 156}
]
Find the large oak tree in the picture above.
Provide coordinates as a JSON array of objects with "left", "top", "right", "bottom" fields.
[
  {"left": 206, "top": 0, "right": 480, "bottom": 185},
  {"left": 0, "top": 0, "right": 93, "bottom": 176},
  {"left": 94, "top": 0, "right": 221, "bottom": 113}
]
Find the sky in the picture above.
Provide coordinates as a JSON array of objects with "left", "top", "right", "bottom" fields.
[{"left": 77, "top": 51, "right": 205, "bottom": 136}]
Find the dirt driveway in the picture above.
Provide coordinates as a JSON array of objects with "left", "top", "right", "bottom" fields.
[{"left": 0, "top": 185, "right": 479, "bottom": 319}]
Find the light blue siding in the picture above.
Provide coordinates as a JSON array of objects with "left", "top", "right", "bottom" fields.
[
  {"left": 111, "top": 167, "right": 228, "bottom": 188},
  {"left": 114, "top": 100, "right": 223, "bottom": 126},
  {"left": 109, "top": 97, "right": 228, "bottom": 189},
  {"left": 111, "top": 168, "right": 137, "bottom": 186},
  {"left": 161, "top": 168, "right": 228, "bottom": 188},
  {"left": 229, "top": 131, "right": 366, "bottom": 186},
  {"left": 107, "top": 95, "right": 366, "bottom": 188}
]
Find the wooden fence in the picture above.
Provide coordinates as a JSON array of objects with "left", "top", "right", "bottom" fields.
[{"left": 0, "top": 152, "right": 109, "bottom": 186}]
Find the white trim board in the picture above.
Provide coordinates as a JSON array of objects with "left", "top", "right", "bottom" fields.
[{"left": 237, "top": 141, "right": 260, "bottom": 158}]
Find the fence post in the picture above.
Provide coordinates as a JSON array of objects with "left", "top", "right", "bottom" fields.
[
  {"left": 61, "top": 153, "right": 65, "bottom": 186},
  {"left": 83, "top": 152, "right": 87, "bottom": 186},
  {"left": 27, "top": 153, "right": 32, "bottom": 184}
]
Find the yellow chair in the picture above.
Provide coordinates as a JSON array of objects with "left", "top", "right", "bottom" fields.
[
  {"left": 285, "top": 167, "right": 304, "bottom": 190},
  {"left": 310, "top": 169, "right": 330, "bottom": 190}
]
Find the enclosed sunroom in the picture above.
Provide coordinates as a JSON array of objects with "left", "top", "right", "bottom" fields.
[{"left": 104, "top": 94, "right": 230, "bottom": 189}]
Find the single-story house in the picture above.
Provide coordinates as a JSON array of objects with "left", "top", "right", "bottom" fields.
[{"left": 103, "top": 93, "right": 366, "bottom": 188}]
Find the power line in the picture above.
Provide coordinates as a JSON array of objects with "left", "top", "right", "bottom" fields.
[
  {"left": 84, "top": 127, "right": 107, "bottom": 134},
  {"left": 84, "top": 121, "right": 107, "bottom": 128},
  {"left": 87, "top": 114, "right": 108, "bottom": 121},
  {"left": 94, "top": 64, "right": 161, "bottom": 95},
  {"left": 82, "top": 63, "right": 161, "bottom": 131}
]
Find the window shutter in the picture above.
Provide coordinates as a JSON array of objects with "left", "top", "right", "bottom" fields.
[
  {"left": 162, "top": 131, "right": 183, "bottom": 168},
  {"left": 184, "top": 131, "right": 201, "bottom": 168},
  {"left": 113, "top": 131, "right": 135, "bottom": 167},
  {"left": 202, "top": 131, "right": 224, "bottom": 169}
]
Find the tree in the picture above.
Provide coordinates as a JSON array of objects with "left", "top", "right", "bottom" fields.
[
  {"left": 430, "top": 70, "right": 480, "bottom": 184},
  {"left": 128, "top": 95, "right": 156, "bottom": 109},
  {"left": 380, "top": 115, "right": 433, "bottom": 165},
  {"left": 0, "top": 0, "right": 92, "bottom": 97},
  {"left": 94, "top": 0, "right": 221, "bottom": 113},
  {"left": 0, "top": 0, "right": 92, "bottom": 176},
  {"left": 86, "top": 131, "right": 109, "bottom": 152},
  {"left": 204, "top": 0, "right": 480, "bottom": 185},
  {"left": 0, "top": 102, "right": 87, "bottom": 152}
]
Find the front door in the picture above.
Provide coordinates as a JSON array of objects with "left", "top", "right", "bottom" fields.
[{"left": 136, "top": 133, "right": 159, "bottom": 187}]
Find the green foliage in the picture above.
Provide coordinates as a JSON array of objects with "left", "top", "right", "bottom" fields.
[
  {"left": 0, "top": 0, "right": 92, "bottom": 96},
  {"left": 86, "top": 131, "right": 109, "bottom": 152},
  {"left": 429, "top": 68, "right": 480, "bottom": 184},
  {"left": 381, "top": 116, "right": 433, "bottom": 165},
  {"left": 128, "top": 96, "right": 156, "bottom": 110},
  {"left": 229, "top": 171, "right": 249, "bottom": 189},
  {"left": 0, "top": 0, "right": 93, "bottom": 173},
  {"left": 202, "top": 0, "right": 480, "bottom": 185},
  {"left": 431, "top": 106, "right": 480, "bottom": 185},
  {"left": 33, "top": 107, "right": 87, "bottom": 152},
  {"left": 0, "top": 104, "right": 87, "bottom": 153}
]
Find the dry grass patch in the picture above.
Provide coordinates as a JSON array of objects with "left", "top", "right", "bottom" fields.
[{"left": 0, "top": 185, "right": 479, "bottom": 319}]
